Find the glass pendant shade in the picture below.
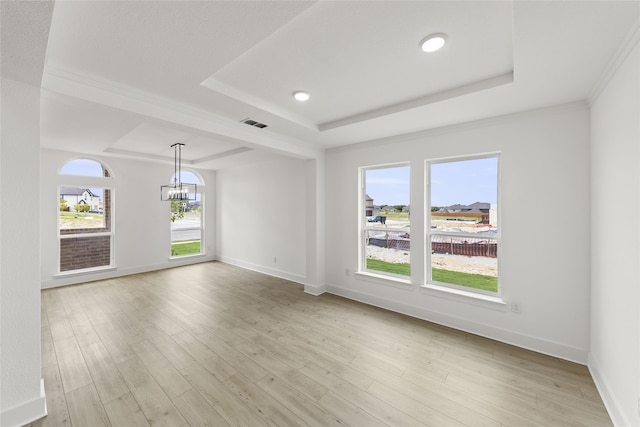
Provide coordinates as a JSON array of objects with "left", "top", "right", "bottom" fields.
[{"left": 161, "top": 182, "right": 197, "bottom": 201}]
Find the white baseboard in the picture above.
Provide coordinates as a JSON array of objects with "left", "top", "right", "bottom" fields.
[
  {"left": 1, "top": 378, "right": 47, "bottom": 427},
  {"left": 41, "top": 256, "right": 217, "bottom": 289},
  {"left": 304, "top": 283, "right": 326, "bottom": 296},
  {"left": 326, "top": 282, "right": 588, "bottom": 364},
  {"left": 217, "top": 256, "right": 306, "bottom": 286},
  {"left": 588, "top": 352, "right": 631, "bottom": 427}
]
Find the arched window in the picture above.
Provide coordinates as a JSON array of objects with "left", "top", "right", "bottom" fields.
[
  {"left": 59, "top": 158, "right": 110, "bottom": 177},
  {"left": 58, "top": 158, "right": 113, "bottom": 272},
  {"left": 169, "top": 170, "right": 204, "bottom": 257}
]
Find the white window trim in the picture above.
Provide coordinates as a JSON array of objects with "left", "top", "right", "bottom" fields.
[
  {"left": 359, "top": 162, "right": 411, "bottom": 280},
  {"left": 420, "top": 282, "right": 507, "bottom": 310},
  {"left": 57, "top": 182, "right": 115, "bottom": 274},
  {"left": 54, "top": 265, "right": 117, "bottom": 278},
  {"left": 169, "top": 182, "right": 204, "bottom": 259},
  {"left": 425, "top": 152, "right": 501, "bottom": 298},
  {"left": 355, "top": 270, "right": 412, "bottom": 287},
  {"left": 59, "top": 231, "right": 112, "bottom": 239}
]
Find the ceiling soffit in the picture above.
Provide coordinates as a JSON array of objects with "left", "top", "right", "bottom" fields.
[{"left": 201, "top": 1, "right": 514, "bottom": 131}]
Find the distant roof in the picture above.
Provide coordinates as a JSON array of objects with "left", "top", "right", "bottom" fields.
[
  {"left": 445, "top": 201, "right": 490, "bottom": 210},
  {"left": 60, "top": 186, "right": 97, "bottom": 197},
  {"left": 467, "top": 201, "right": 490, "bottom": 210},
  {"left": 447, "top": 204, "right": 466, "bottom": 210}
]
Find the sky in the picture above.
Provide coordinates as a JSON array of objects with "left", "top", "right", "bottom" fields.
[
  {"left": 366, "top": 166, "right": 410, "bottom": 206},
  {"left": 365, "top": 157, "right": 498, "bottom": 207},
  {"left": 60, "top": 158, "right": 104, "bottom": 176},
  {"left": 430, "top": 157, "right": 498, "bottom": 207},
  {"left": 59, "top": 158, "right": 203, "bottom": 201},
  {"left": 60, "top": 159, "right": 105, "bottom": 198}
]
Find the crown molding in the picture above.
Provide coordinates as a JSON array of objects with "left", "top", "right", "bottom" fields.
[{"left": 588, "top": 16, "right": 640, "bottom": 106}]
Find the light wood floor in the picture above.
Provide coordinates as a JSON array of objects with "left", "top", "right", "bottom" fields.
[{"left": 28, "top": 261, "right": 611, "bottom": 427}]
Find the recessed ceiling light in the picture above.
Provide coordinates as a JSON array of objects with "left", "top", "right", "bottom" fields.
[
  {"left": 419, "top": 33, "right": 447, "bottom": 53},
  {"left": 293, "top": 90, "right": 311, "bottom": 102}
]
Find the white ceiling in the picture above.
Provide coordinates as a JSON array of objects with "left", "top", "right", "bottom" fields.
[
  {"left": 203, "top": 1, "right": 514, "bottom": 129},
  {"left": 6, "top": 1, "right": 640, "bottom": 169}
]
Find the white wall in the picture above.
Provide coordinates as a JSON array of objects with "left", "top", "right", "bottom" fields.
[
  {"left": 589, "top": 36, "right": 640, "bottom": 426},
  {"left": 304, "top": 156, "right": 326, "bottom": 295},
  {"left": 325, "top": 103, "right": 591, "bottom": 363},
  {"left": 40, "top": 149, "right": 216, "bottom": 288},
  {"left": 216, "top": 156, "right": 308, "bottom": 283},
  {"left": 1, "top": 78, "right": 46, "bottom": 425}
]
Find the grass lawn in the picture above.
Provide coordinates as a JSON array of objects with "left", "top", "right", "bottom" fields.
[
  {"left": 432, "top": 268, "right": 498, "bottom": 292},
  {"left": 366, "top": 259, "right": 410, "bottom": 276},
  {"left": 366, "top": 258, "right": 497, "bottom": 292},
  {"left": 171, "top": 240, "right": 201, "bottom": 256},
  {"left": 59, "top": 212, "right": 104, "bottom": 228},
  {"left": 380, "top": 211, "right": 409, "bottom": 221}
]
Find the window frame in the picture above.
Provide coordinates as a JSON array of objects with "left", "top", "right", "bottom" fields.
[
  {"left": 425, "top": 152, "right": 501, "bottom": 297},
  {"left": 358, "top": 162, "right": 411, "bottom": 282},
  {"left": 169, "top": 170, "right": 205, "bottom": 259},
  {"left": 57, "top": 159, "right": 114, "bottom": 274}
]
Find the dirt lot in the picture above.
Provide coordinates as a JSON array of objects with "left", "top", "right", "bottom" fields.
[
  {"left": 367, "top": 246, "right": 497, "bottom": 276},
  {"left": 432, "top": 253, "right": 497, "bottom": 276}
]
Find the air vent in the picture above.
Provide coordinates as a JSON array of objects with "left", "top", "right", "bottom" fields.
[{"left": 241, "top": 118, "right": 268, "bottom": 129}]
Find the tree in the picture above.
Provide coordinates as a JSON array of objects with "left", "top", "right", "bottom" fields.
[
  {"left": 170, "top": 200, "right": 185, "bottom": 222},
  {"left": 59, "top": 199, "right": 68, "bottom": 211},
  {"left": 74, "top": 204, "right": 89, "bottom": 213}
]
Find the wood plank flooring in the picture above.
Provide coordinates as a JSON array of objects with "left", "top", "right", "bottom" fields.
[{"left": 27, "top": 261, "right": 612, "bottom": 426}]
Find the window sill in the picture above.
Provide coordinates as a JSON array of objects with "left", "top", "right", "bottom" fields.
[
  {"left": 355, "top": 271, "right": 413, "bottom": 288},
  {"left": 169, "top": 253, "right": 206, "bottom": 261},
  {"left": 421, "top": 283, "right": 507, "bottom": 310},
  {"left": 55, "top": 265, "right": 116, "bottom": 278}
]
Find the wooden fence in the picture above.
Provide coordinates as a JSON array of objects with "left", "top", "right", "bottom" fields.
[
  {"left": 431, "top": 239, "right": 497, "bottom": 258},
  {"left": 369, "top": 237, "right": 411, "bottom": 251},
  {"left": 368, "top": 235, "right": 497, "bottom": 258}
]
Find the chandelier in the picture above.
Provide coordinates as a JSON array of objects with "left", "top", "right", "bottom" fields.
[{"left": 160, "top": 143, "right": 196, "bottom": 201}]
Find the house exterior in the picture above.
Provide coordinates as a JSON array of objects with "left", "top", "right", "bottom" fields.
[
  {"left": 364, "top": 194, "right": 374, "bottom": 216},
  {"left": 432, "top": 201, "right": 491, "bottom": 224},
  {"left": 60, "top": 187, "right": 101, "bottom": 212},
  {"left": 444, "top": 201, "right": 490, "bottom": 213}
]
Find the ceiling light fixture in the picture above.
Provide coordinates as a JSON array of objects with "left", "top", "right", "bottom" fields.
[
  {"left": 419, "top": 33, "right": 447, "bottom": 53},
  {"left": 293, "top": 90, "right": 311, "bottom": 102},
  {"left": 160, "top": 143, "right": 196, "bottom": 201}
]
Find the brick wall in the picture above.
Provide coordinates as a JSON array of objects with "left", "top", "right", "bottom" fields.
[
  {"left": 60, "top": 235, "right": 111, "bottom": 272},
  {"left": 59, "top": 189, "right": 112, "bottom": 271}
]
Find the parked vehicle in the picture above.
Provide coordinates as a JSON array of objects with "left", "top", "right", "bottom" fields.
[{"left": 367, "top": 215, "right": 386, "bottom": 224}]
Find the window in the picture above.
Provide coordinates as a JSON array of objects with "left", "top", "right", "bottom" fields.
[
  {"left": 60, "top": 158, "right": 107, "bottom": 177},
  {"left": 170, "top": 170, "right": 203, "bottom": 257},
  {"left": 360, "top": 164, "right": 410, "bottom": 278},
  {"left": 58, "top": 159, "right": 113, "bottom": 273},
  {"left": 426, "top": 154, "right": 499, "bottom": 294}
]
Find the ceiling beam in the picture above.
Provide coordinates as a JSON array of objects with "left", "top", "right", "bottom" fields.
[{"left": 43, "top": 66, "right": 323, "bottom": 161}]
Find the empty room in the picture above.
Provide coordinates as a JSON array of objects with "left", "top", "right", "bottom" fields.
[{"left": 1, "top": 1, "right": 639, "bottom": 426}]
